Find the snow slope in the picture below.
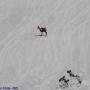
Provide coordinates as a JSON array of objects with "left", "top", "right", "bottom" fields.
[{"left": 0, "top": 0, "right": 90, "bottom": 90}]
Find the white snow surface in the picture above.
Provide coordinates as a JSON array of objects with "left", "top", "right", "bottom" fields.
[{"left": 0, "top": 0, "right": 90, "bottom": 90}]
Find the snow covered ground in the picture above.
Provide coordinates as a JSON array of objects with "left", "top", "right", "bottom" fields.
[{"left": 0, "top": 0, "right": 90, "bottom": 90}]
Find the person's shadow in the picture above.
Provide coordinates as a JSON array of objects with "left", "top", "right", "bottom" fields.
[{"left": 35, "top": 34, "right": 47, "bottom": 37}]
